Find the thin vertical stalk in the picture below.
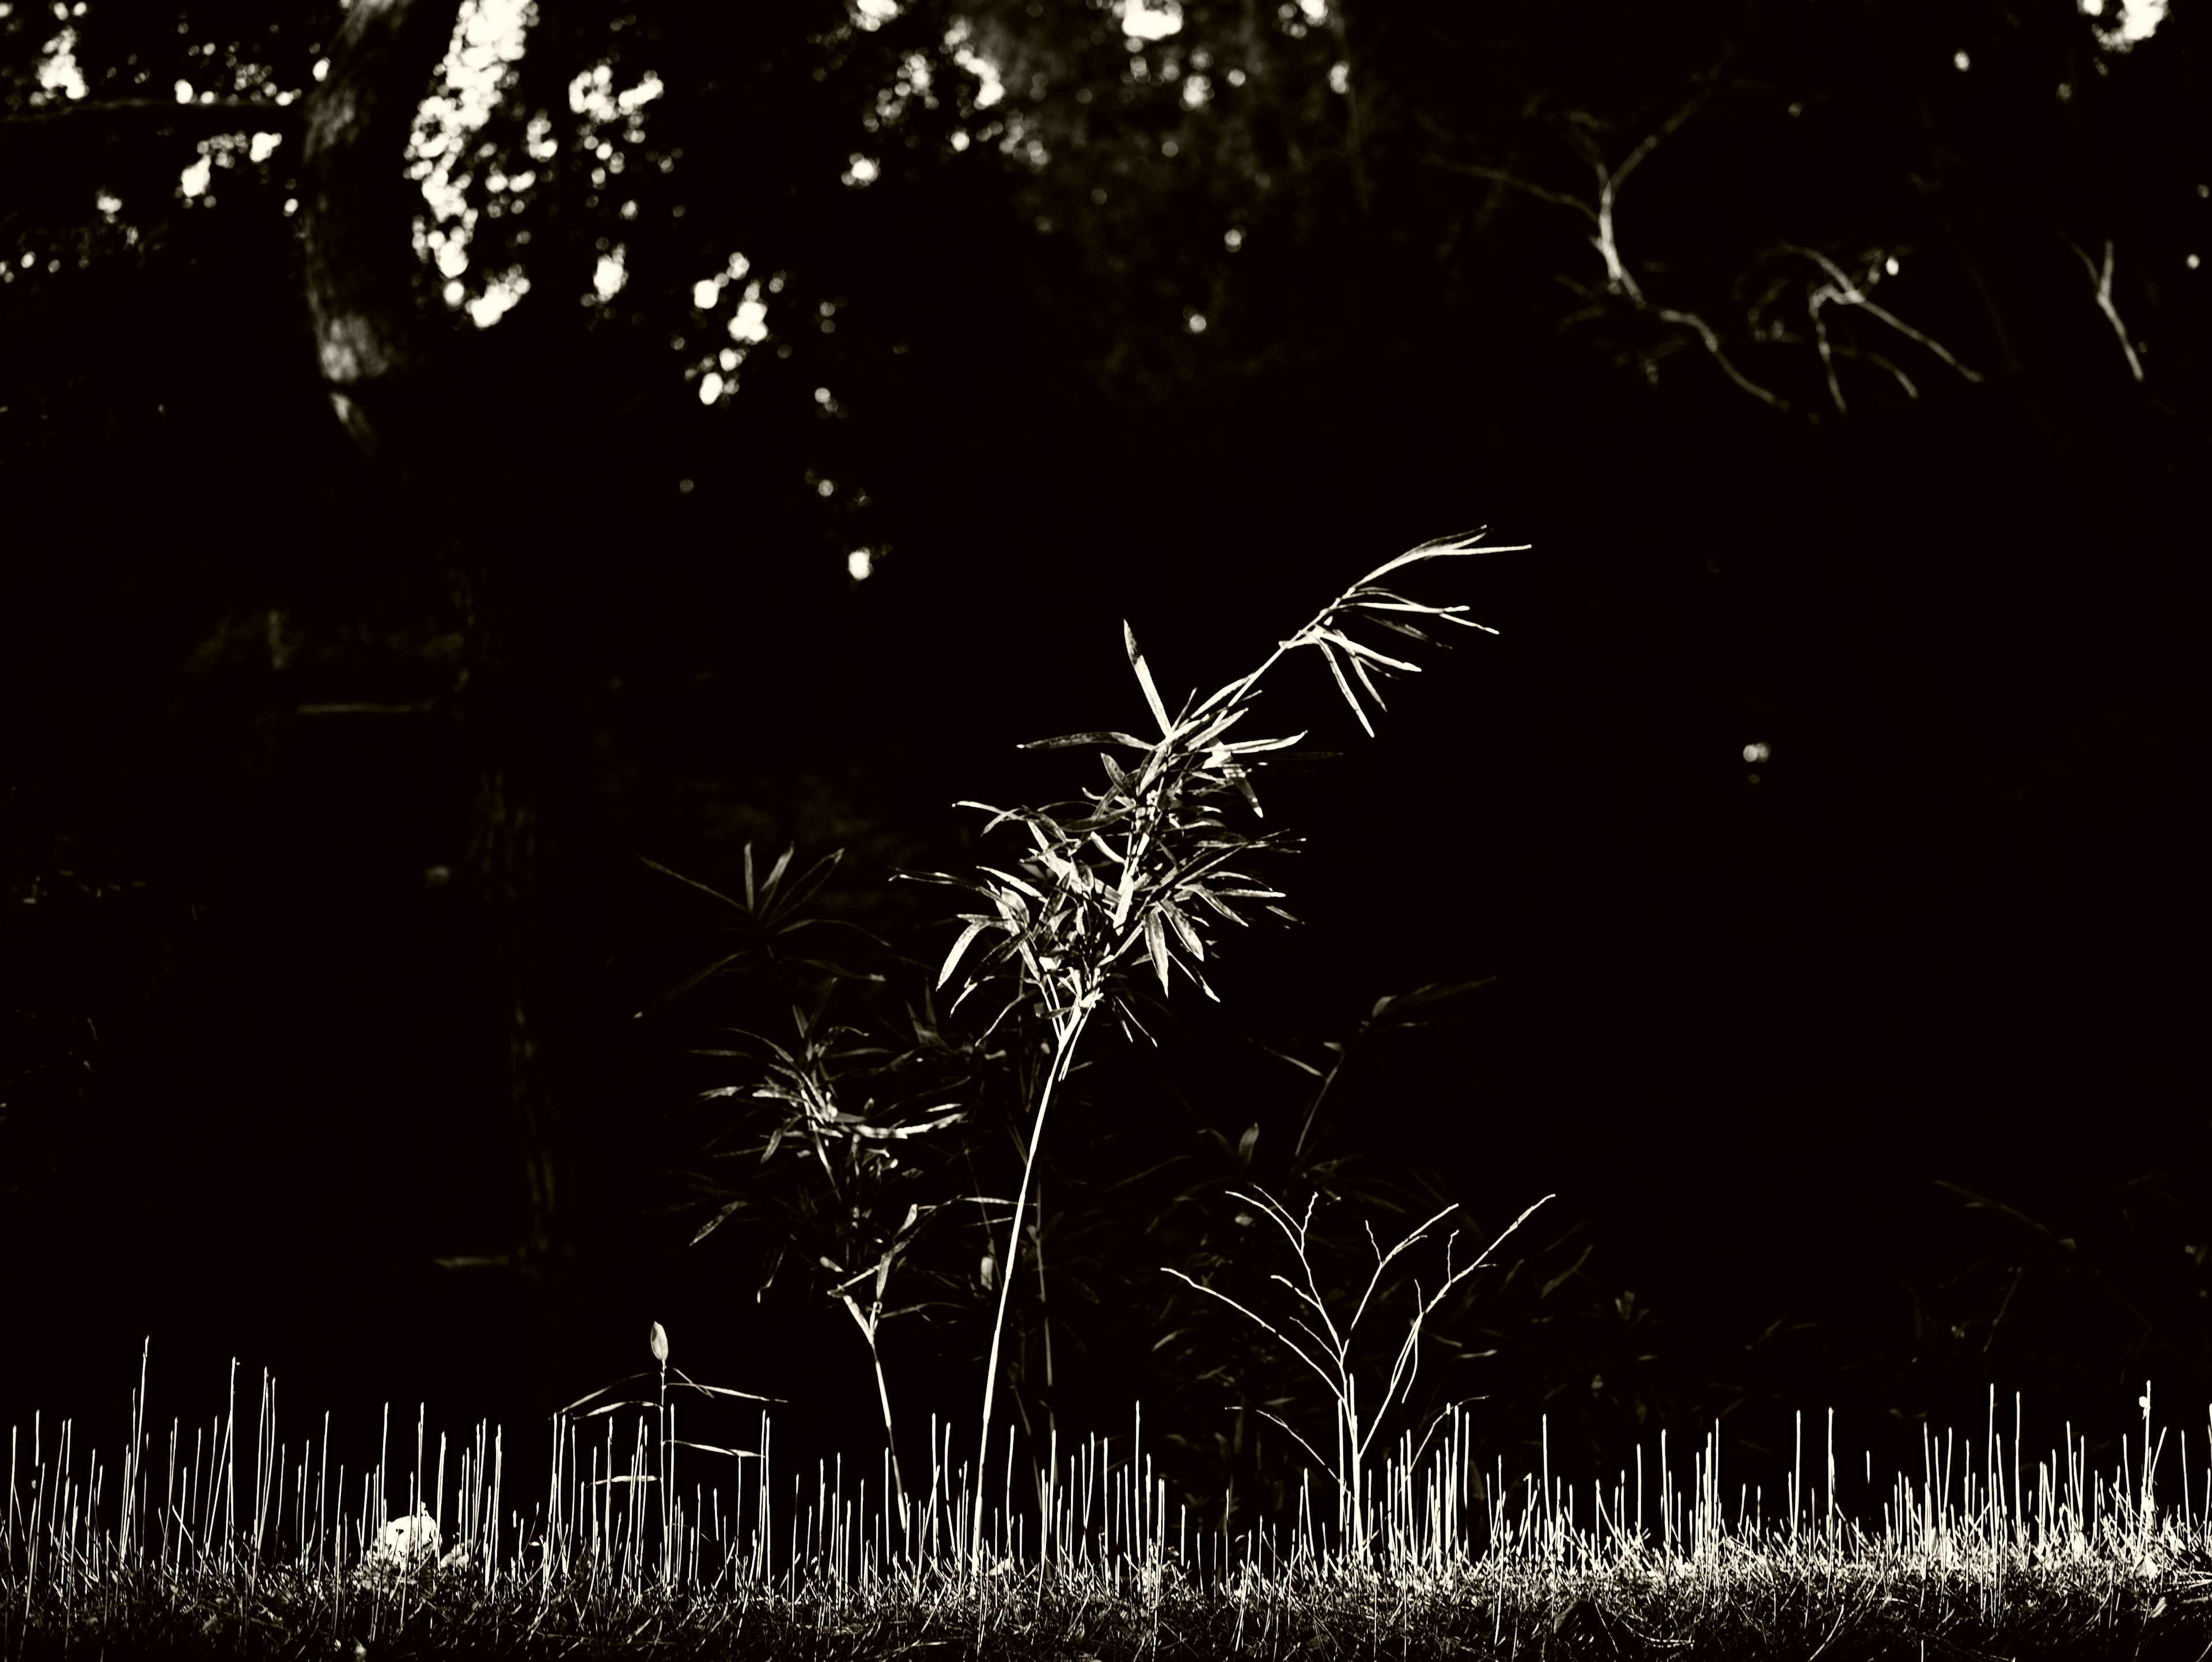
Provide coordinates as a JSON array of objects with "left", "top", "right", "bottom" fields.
[{"left": 971, "top": 1000, "right": 1094, "bottom": 1574}]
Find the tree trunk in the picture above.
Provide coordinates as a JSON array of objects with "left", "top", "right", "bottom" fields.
[{"left": 303, "top": 0, "right": 622, "bottom": 1410}]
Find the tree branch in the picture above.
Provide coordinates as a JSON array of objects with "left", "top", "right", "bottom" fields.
[
  {"left": 0, "top": 96, "right": 301, "bottom": 141},
  {"left": 302, "top": 0, "right": 469, "bottom": 460},
  {"left": 2062, "top": 234, "right": 2145, "bottom": 384}
]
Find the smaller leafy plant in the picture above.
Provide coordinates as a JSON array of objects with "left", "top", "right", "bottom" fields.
[
  {"left": 638, "top": 842, "right": 1013, "bottom": 1524},
  {"left": 555, "top": 1321, "right": 779, "bottom": 1581},
  {"left": 1161, "top": 1186, "right": 1551, "bottom": 1567}
]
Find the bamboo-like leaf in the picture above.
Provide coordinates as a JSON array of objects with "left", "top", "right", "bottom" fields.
[
  {"left": 1226, "top": 768, "right": 1263, "bottom": 817},
  {"left": 976, "top": 864, "right": 1047, "bottom": 902},
  {"left": 768, "top": 848, "right": 846, "bottom": 923},
  {"left": 961, "top": 800, "right": 1043, "bottom": 838},
  {"left": 1184, "top": 884, "right": 1248, "bottom": 925},
  {"left": 1160, "top": 898, "right": 1206, "bottom": 960},
  {"left": 687, "top": 1198, "right": 745, "bottom": 1248},
  {"left": 759, "top": 844, "right": 797, "bottom": 902},
  {"left": 1347, "top": 591, "right": 1478, "bottom": 620},
  {"left": 937, "top": 918, "right": 996, "bottom": 989},
  {"left": 1124, "top": 620, "right": 1175, "bottom": 737},
  {"left": 1017, "top": 729, "right": 1155, "bottom": 751},
  {"left": 1351, "top": 530, "right": 1529, "bottom": 590},
  {"left": 1187, "top": 703, "right": 1251, "bottom": 751},
  {"left": 1143, "top": 909, "right": 1171, "bottom": 991},
  {"left": 1370, "top": 978, "right": 1498, "bottom": 1021},
  {"left": 1313, "top": 624, "right": 1423, "bottom": 675},
  {"left": 668, "top": 1371, "right": 787, "bottom": 1403},
  {"left": 1361, "top": 615, "right": 1446, "bottom": 645},
  {"left": 1347, "top": 645, "right": 1388, "bottom": 713},
  {"left": 1024, "top": 809, "right": 1071, "bottom": 849},
  {"left": 1312, "top": 641, "right": 1377, "bottom": 737},
  {"left": 1217, "top": 729, "right": 1309, "bottom": 755},
  {"left": 555, "top": 1373, "right": 658, "bottom": 1417},
  {"left": 634, "top": 948, "right": 749, "bottom": 1020},
  {"left": 637, "top": 854, "right": 746, "bottom": 915},
  {"left": 1205, "top": 882, "right": 1289, "bottom": 901},
  {"left": 668, "top": 1440, "right": 760, "bottom": 1460},
  {"left": 1102, "top": 751, "right": 1139, "bottom": 797}
]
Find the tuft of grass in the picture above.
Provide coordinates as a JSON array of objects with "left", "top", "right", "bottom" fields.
[{"left": 4, "top": 1349, "right": 2207, "bottom": 1659}]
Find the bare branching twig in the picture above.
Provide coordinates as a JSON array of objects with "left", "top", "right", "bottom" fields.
[
  {"left": 1422, "top": 93, "right": 1987, "bottom": 417},
  {"left": 2063, "top": 234, "right": 2145, "bottom": 383}
]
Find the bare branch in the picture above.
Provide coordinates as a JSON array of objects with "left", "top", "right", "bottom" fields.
[
  {"left": 2063, "top": 234, "right": 2145, "bottom": 383},
  {"left": 1783, "top": 243, "right": 1984, "bottom": 386},
  {"left": 1676, "top": 309, "right": 1783, "bottom": 404},
  {"left": 1427, "top": 81, "right": 1789, "bottom": 413},
  {"left": 1415, "top": 156, "right": 1597, "bottom": 224},
  {"left": 0, "top": 96, "right": 300, "bottom": 141}
]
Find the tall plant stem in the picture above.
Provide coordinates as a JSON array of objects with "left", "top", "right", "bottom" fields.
[
  {"left": 853, "top": 1318, "right": 909, "bottom": 1539},
  {"left": 971, "top": 1000, "right": 1093, "bottom": 1574}
]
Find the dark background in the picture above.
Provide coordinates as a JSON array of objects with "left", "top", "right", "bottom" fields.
[{"left": 3, "top": 0, "right": 2205, "bottom": 1559}]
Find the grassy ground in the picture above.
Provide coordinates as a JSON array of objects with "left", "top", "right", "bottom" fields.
[{"left": 5, "top": 1357, "right": 2209, "bottom": 1660}]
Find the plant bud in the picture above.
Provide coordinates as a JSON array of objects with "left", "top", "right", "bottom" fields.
[{"left": 649, "top": 1320, "right": 669, "bottom": 1364}]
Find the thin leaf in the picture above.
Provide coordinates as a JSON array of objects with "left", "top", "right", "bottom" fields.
[
  {"left": 1144, "top": 910, "right": 1171, "bottom": 992},
  {"left": 1125, "top": 620, "right": 1175, "bottom": 737},
  {"left": 637, "top": 854, "right": 747, "bottom": 915},
  {"left": 1313, "top": 625, "right": 1422, "bottom": 675},
  {"left": 1217, "top": 730, "right": 1309, "bottom": 755},
  {"left": 1362, "top": 615, "right": 1448, "bottom": 646},
  {"left": 668, "top": 1441, "right": 760, "bottom": 1460},
  {"left": 771, "top": 849, "right": 847, "bottom": 923},
  {"left": 634, "top": 948, "right": 749, "bottom": 1019},
  {"left": 668, "top": 1374, "right": 786, "bottom": 1404},
  {"left": 1227, "top": 768, "right": 1263, "bottom": 817},
  {"left": 1017, "top": 730, "right": 1155, "bottom": 751},
  {"left": 975, "top": 865, "right": 1046, "bottom": 903},
  {"left": 1187, "top": 703, "right": 1251, "bottom": 751},
  {"left": 1185, "top": 884, "right": 1249, "bottom": 926},
  {"left": 1160, "top": 899, "right": 1206, "bottom": 960},
  {"left": 1347, "top": 647, "right": 1388, "bottom": 713},
  {"left": 954, "top": 799, "right": 1028, "bottom": 837},
  {"left": 1351, "top": 530, "right": 1530, "bottom": 590},
  {"left": 687, "top": 1198, "right": 745, "bottom": 1248},
  {"left": 760, "top": 844, "right": 797, "bottom": 903},
  {"left": 1371, "top": 978, "right": 1499, "bottom": 1020},
  {"left": 1312, "top": 641, "right": 1377, "bottom": 737}
]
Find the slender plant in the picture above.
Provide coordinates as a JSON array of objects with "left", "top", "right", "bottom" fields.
[
  {"left": 895, "top": 528, "right": 1529, "bottom": 1568},
  {"left": 640, "top": 843, "right": 1008, "bottom": 1525},
  {"left": 556, "top": 1322, "right": 778, "bottom": 1582},
  {"left": 1161, "top": 1185, "right": 1551, "bottom": 1566}
]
